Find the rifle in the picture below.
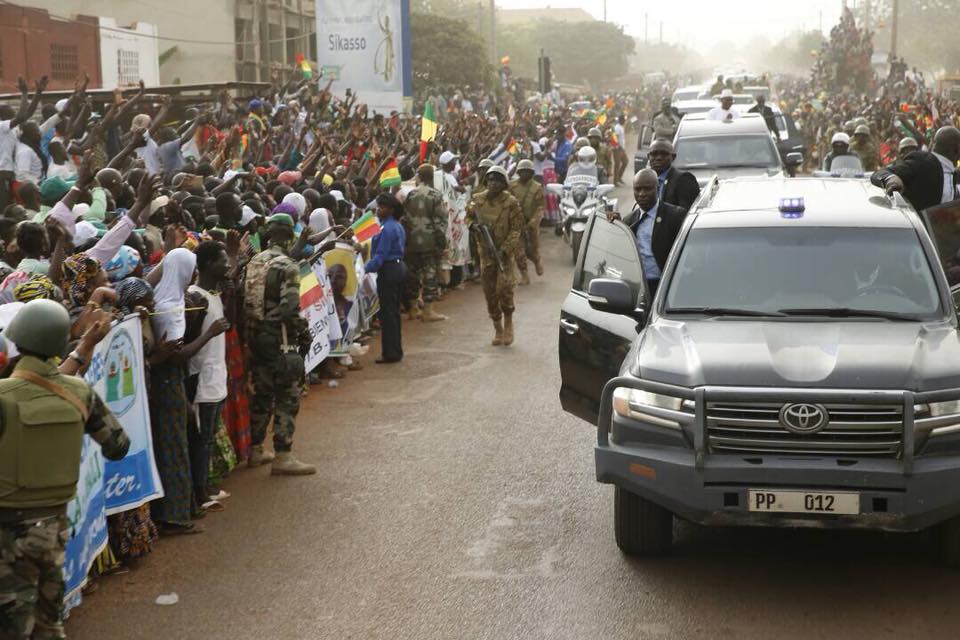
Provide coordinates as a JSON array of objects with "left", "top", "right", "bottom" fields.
[{"left": 477, "top": 222, "right": 504, "bottom": 273}]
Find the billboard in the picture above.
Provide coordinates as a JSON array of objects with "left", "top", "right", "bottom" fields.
[{"left": 316, "top": 0, "right": 412, "bottom": 114}]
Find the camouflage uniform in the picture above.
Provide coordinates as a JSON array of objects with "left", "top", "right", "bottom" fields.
[
  {"left": 849, "top": 137, "right": 879, "bottom": 171},
  {"left": 508, "top": 178, "right": 545, "bottom": 277},
  {"left": 0, "top": 356, "right": 129, "bottom": 640},
  {"left": 403, "top": 184, "right": 447, "bottom": 303},
  {"left": 247, "top": 246, "right": 310, "bottom": 453},
  {"left": 595, "top": 142, "right": 614, "bottom": 181},
  {"left": 466, "top": 190, "right": 524, "bottom": 320}
]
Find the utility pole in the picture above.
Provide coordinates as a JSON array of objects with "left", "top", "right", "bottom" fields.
[
  {"left": 659, "top": 21, "right": 662, "bottom": 45},
  {"left": 644, "top": 12, "right": 648, "bottom": 45},
  {"left": 890, "top": 0, "right": 899, "bottom": 57},
  {"left": 489, "top": 0, "right": 496, "bottom": 67},
  {"left": 603, "top": 0, "right": 607, "bottom": 22}
]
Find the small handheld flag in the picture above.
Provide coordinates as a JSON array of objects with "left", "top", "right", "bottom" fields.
[
  {"left": 350, "top": 211, "right": 382, "bottom": 242},
  {"left": 379, "top": 158, "right": 402, "bottom": 189}
]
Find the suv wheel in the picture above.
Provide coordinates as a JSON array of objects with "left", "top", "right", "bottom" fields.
[
  {"left": 614, "top": 486, "right": 673, "bottom": 555},
  {"left": 939, "top": 516, "right": 960, "bottom": 568}
]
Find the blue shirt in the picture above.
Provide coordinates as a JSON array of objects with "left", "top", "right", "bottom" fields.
[
  {"left": 364, "top": 217, "right": 406, "bottom": 273},
  {"left": 634, "top": 202, "right": 661, "bottom": 280},
  {"left": 657, "top": 169, "right": 668, "bottom": 200}
]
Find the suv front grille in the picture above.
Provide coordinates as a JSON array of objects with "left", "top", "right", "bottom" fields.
[{"left": 706, "top": 402, "right": 903, "bottom": 457}]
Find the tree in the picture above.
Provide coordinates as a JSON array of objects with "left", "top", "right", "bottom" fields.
[
  {"left": 874, "top": 0, "right": 960, "bottom": 73},
  {"left": 411, "top": 13, "right": 491, "bottom": 93}
]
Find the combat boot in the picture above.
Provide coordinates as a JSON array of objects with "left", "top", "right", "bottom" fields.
[
  {"left": 271, "top": 452, "right": 317, "bottom": 475},
  {"left": 503, "top": 314, "right": 515, "bottom": 346},
  {"left": 248, "top": 445, "right": 275, "bottom": 468},
  {"left": 491, "top": 318, "right": 504, "bottom": 346},
  {"left": 519, "top": 271, "right": 531, "bottom": 286},
  {"left": 421, "top": 302, "right": 448, "bottom": 322}
]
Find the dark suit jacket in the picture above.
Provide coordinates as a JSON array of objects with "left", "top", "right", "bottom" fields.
[
  {"left": 622, "top": 200, "right": 686, "bottom": 276},
  {"left": 871, "top": 150, "right": 948, "bottom": 213},
  {"left": 660, "top": 166, "right": 701, "bottom": 213}
]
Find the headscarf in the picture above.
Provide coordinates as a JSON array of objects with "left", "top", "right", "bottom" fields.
[
  {"left": 308, "top": 208, "right": 332, "bottom": 234},
  {"left": 61, "top": 252, "right": 101, "bottom": 308},
  {"left": 115, "top": 277, "right": 153, "bottom": 314},
  {"left": 151, "top": 248, "right": 196, "bottom": 341},
  {"left": 105, "top": 246, "right": 142, "bottom": 282},
  {"left": 13, "top": 274, "right": 56, "bottom": 302},
  {"left": 74, "top": 221, "right": 98, "bottom": 246},
  {"left": 271, "top": 202, "right": 298, "bottom": 217},
  {"left": 281, "top": 192, "right": 307, "bottom": 219}
]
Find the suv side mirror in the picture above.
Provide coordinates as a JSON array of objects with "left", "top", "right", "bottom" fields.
[
  {"left": 785, "top": 152, "right": 803, "bottom": 167},
  {"left": 587, "top": 278, "right": 645, "bottom": 321}
]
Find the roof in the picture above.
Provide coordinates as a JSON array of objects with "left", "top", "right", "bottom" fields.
[
  {"left": 693, "top": 177, "right": 915, "bottom": 229},
  {"left": 498, "top": 8, "right": 595, "bottom": 24},
  {"left": 677, "top": 113, "right": 770, "bottom": 137}
]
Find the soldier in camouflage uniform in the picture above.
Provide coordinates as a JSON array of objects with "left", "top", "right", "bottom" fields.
[
  {"left": 509, "top": 159, "right": 545, "bottom": 285},
  {"left": 0, "top": 300, "right": 130, "bottom": 640},
  {"left": 588, "top": 127, "right": 613, "bottom": 182},
  {"left": 404, "top": 164, "right": 449, "bottom": 322},
  {"left": 245, "top": 213, "right": 316, "bottom": 475},
  {"left": 849, "top": 124, "right": 879, "bottom": 171},
  {"left": 465, "top": 166, "right": 524, "bottom": 346},
  {"left": 465, "top": 159, "right": 495, "bottom": 281}
]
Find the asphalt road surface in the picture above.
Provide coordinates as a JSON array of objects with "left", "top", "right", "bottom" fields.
[{"left": 69, "top": 183, "right": 960, "bottom": 639}]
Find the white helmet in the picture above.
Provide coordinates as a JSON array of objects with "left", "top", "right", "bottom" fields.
[{"left": 577, "top": 146, "right": 597, "bottom": 165}]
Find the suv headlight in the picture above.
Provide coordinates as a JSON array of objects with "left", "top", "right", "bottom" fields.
[
  {"left": 922, "top": 400, "right": 960, "bottom": 438},
  {"left": 928, "top": 401, "right": 960, "bottom": 417},
  {"left": 612, "top": 388, "right": 686, "bottom": 429}
]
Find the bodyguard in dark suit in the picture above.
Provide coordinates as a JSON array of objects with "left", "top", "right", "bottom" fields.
[
  {"left": 872, "top": 126, "right": 960, "bottom": 213},
  {"left": 607, "top": 168, "right": 686, "bottom": 298},
  {"left": 647, "top": 139, "right": 701, "bottom": 213}
]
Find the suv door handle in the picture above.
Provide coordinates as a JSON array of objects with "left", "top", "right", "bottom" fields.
[{"left": 559, "top": 318, "right": 580, "bottom": 334}]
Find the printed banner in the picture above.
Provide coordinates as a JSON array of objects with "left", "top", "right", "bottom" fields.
[
  {"left": 324, "top": 246, "right": 360, "bottom": 356},
  {"left": 64, "top": 316, "right": 163, "bottom": 604},
  {"left": 301, "top": 261, "right": 335, "bottom": 372},
  {"left": 315, "top": 0, "right": 412, "bottom": 113}
]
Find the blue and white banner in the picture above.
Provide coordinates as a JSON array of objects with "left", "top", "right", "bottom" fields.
[
  {"left": 315, "top": 0, "right": 412, "bottom": 113},
  {"left": 64, "top": 315, "right": 163, "bottom": 603}
]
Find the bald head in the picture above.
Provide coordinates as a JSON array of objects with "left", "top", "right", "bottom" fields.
[
  {"left": 648, "top": 139, "right": 675, "bottom": 173},
  {"left": 633, "top": 168, "right": 658, "bottom": 211},
  {"left": 932, "top": 126, "right": 960, "bottom": 164}
]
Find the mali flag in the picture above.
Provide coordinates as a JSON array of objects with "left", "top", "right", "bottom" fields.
[
  {"left": 379, "top": 158, "right": 401, "bottom": 188},
  {"left": 350, "top": 211, "right": 382, "bottom": 243},
  {"left": 506, "top": 138, "right": 519, "bottom": 155},
  {"left": 419, "top": 102, "right": 437, "bottom": 163},
  {"left": 299, "top": 262, "right": 324, "bottom": 309}
]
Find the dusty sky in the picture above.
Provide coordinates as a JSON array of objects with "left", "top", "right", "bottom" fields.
[{"left": 496, "top": 0, "right": 846, "bottom": 51}]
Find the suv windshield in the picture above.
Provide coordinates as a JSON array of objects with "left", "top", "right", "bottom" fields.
[
  {"left": 675, "top": 135, "right": 779, "bottom": 169},
  {"left": 665, "top": 227, "right": 942, "bottom": 319}
]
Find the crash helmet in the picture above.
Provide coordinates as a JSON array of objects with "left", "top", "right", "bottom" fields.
[{"left": 576, "top": 146, "right": 597, "bottom": 165}]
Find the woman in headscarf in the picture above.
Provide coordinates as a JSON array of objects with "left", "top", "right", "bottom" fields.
[
  {"left": 60, "top": 252, "right": 114, "bottom": 339},
  {"left": 104, "top": 246, "right": 143, "bottom": 283},
  {"left": 147, "top": 248, "right": 200, "bottom": 533},
  {"left": 107, "top": 276, "right": 162, "bottom": 559},
  {"left": 12, "top": 274, "right": 58, "bottom": 303}
]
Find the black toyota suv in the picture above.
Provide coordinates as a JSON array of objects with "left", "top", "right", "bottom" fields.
[{"left": 559, "top": 176, "right": 960, "bottom": 564}]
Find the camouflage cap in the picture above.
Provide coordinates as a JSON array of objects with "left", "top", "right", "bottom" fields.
[{"left": 266, "top": 212, "right": 295, "bottom": 227}]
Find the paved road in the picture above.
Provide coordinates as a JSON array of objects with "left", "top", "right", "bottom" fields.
[{"left": 69, "top": 184, "right": 960, "bottom": 639}]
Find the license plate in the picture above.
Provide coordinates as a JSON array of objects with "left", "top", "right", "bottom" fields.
[{"left": 748, "top": 489, "right": 859, "bottom": 515}]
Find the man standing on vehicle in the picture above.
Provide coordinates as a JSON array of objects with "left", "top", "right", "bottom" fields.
[
  {"left": 652, "top": 98, "right": 681, "bottom": 141},
  {"left": 707, "top": 89, "right": 740, "bottom": 122},
  {"left": 509, "top": 159, "right": 545, "bottom": 285},
  {"left": 873, "top": 126, "right": 960, "bottom": 212},
  {"left": 647, "top": 139, "right": 701, "bottom": 213},
  {"left": 607, "top": 168, "right": 686, "bottom": 298},
  {"left": 465, "top": 166, "right": 523, "bottom": 346},
  {"left": 747, "top": 94, "right": 779, "bottom": 139}
]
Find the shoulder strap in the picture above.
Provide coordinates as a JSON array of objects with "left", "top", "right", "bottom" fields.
[{"left": 11, "top": 370, "right": 90, "bottom": 422}]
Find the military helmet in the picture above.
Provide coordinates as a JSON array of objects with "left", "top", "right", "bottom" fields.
[
  {"left": 485, "top": 165, "right": 509, "bottom": 182},
  {"left": 478, "top": 158, "right": 495, "bottom": 170},
  {"left": 854, "top": 117, "right": 868, "bottom": 128},
  {"left": 574, "top": 137, "right": 591, "bottom": 150},
  {"left": 587, "top": 127, "right": 602, "bottom": 138},
  {"left": 854, "top": 124, "right": 871, "bottom": 136},
  {"left": 516, "top": 159, "right": 534, "bottom": 172},
  {"left": 843, "top": 120, "right": 856, "bottom": 132},
  {"left": 5, "top": 299, "right": 70, "bottom": 358}
]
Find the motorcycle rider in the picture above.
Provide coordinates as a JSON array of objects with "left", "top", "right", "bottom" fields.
[{"left": 565, "top": 145, "right": 606, "bottom": 186}]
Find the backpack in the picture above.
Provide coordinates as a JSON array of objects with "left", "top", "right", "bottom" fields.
[{"left": 243, "top": 250, "right": 289, "bottom": 322}]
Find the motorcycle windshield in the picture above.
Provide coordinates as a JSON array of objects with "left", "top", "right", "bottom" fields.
[{"left": 564, "top": 165, "right": 599, "bottom": 188}]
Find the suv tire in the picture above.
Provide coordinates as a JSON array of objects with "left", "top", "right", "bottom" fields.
[
  {"left": 939, "top": 516, "right": 960, "bottom": 568},
  {"left": 614, "top": 486, "right": 673, "bottom": 555}
]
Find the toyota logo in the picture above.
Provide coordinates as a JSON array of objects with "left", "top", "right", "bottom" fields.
[{"left": 779, "top": 403, "right": 829, "bottom": 434}]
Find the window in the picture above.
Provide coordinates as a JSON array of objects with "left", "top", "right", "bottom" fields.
[
  {"left": 674, "top": 135, "right": 780, "bottom": 170},
  {"left": 576, "top": 216, "right": 644, "bottom": 303},
  {"left": 50, "top": 44, "right": 79, "bottom": 81},
  {"left": 117, "top": 49, "right": 139, "bottom": 86}
]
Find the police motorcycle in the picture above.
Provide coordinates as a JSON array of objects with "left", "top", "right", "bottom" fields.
[
  {"left": 547, "top": 146, "right": 616, "bottom": 262},
  {"left": 812, "top": 154, "right": 868, "bottom": 179}
]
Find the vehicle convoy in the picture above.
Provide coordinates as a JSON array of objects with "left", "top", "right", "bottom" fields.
[
  {"left": 558, "top": 176, "right": 960, "bottom": 564},
  {"left": 672, "top": 113, "right": 802, "bottom": 186}
]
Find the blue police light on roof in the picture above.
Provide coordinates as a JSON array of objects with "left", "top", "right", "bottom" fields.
[{"left": 779, "top": 197, "right": 805, "bottom": 218}]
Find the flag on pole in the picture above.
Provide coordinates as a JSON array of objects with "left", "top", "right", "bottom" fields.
[
  {"left": 295, "top": 53, "right": 313, "bottom": 79},
  {"left": 379, "top": 158, "right": 402, "bottom": 189},
  {"left": 419, "top": 102, "right": 438, "bottom": 163},
  {"left": 350, "top": 211, "right": 382, "bottom": 242}
]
